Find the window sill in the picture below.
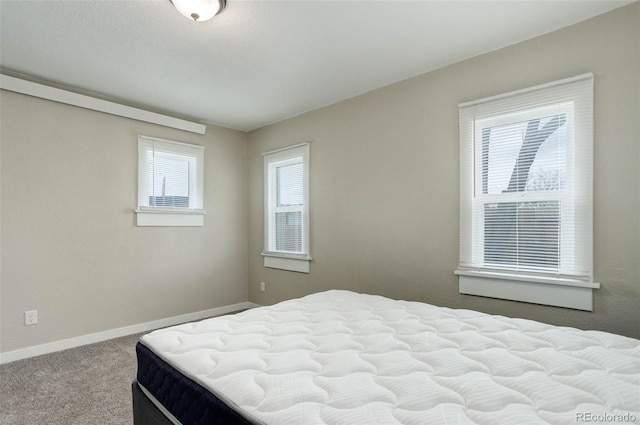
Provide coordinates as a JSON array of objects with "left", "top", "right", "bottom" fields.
[
  {"left": 135, "top": 208, "right": 205, "bottom": 227},
  {"left": 262, "top": 251, "right": 311, "bottom": 273},
  {"left": 454, "top": 269, "right": 600, "bottom": 311}
]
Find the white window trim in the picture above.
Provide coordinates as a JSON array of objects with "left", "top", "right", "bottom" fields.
[
  {"left": 262, "top": 143, "right": 311, "bottom": 273},
  {"left": 456, "top": 74, "right": 599, "bottom": 311},
  {"left": 136, "top": 135, "right": 205, "bottom": 227},
  {"left": 456, "top": 273, "right": 597, "bottom": 311}
]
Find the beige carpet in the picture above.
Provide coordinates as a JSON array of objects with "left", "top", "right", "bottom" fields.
[{"left": 0, "top": 333, "right": 143, "bottom": 425}]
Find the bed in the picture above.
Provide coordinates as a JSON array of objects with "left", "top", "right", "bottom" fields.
[{"left": 133, "top": 290, "right": 640, "bottom": 425}]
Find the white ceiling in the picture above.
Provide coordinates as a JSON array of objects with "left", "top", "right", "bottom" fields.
[{"left": 0, "top": 0, "right": 634, "bottom": 132}]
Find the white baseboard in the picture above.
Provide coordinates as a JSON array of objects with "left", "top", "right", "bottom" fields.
[{"left": 0, "top": 301, "right": 259, "bottom": 364}]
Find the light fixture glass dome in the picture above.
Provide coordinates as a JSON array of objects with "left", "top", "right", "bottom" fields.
[{"left": 170, "top": 0, "right": 226, "bottom": 22}]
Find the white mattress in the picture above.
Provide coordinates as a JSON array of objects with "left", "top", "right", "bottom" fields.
[{"left": 140, "top": 290, "right": 640, "bottom": 425}]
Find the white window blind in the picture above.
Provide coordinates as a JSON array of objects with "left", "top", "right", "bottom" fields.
[
  {"left": 136, "top": 135, "right": 204, "bottom": 226},
  {"left": 456, "top": 74, "right": 598, "bottom": 310},
  {"left": 274, "top": 160, "right": 304, "bottom": 252},
  {"left": 263, "top": 143, "right": 310, "bottom": 272}
]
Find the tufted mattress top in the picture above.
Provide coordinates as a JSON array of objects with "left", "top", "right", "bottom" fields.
[{"left": 138, "top": 290, "right": 640, "bottom": 424}]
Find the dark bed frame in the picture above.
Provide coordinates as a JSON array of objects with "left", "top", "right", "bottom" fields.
[{"left": 132, "top": 380, "right": 176, "bottom": 425}]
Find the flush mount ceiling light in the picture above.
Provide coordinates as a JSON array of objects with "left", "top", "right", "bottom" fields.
[{"left": 170, "top": 0, "right": 226, "bottom": 22}]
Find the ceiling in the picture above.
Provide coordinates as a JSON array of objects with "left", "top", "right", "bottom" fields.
[{"left": 0, "top": 0, "right": 634, "bottom": 132}]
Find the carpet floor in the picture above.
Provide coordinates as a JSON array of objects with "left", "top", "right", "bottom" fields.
[{"left": 0, "top": 333, "right": 143, "bottom": 425}]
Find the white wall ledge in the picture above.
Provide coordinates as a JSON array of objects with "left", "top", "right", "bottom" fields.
[
  {"left": 0, "top": 74, "right": 206, "bottom": 134},
  {"left": 262, "top": 252, "right": 311, "bottom": 273},
  {"left": 136, "top": 209, "right": 205, "bottom": 226},
  {"left": 455, "top": 269, "right": 600, "bottom": 289},
  {"left": 456, "top": 272, "right": 598, "bottom": 311}
]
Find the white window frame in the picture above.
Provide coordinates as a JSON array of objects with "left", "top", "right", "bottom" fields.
[
  {"left": 136, "top": 135, "right": 205, "bottom": 227},
  {"left": 262, "top": 143, "right": 311, "bottom": 273},
  {"left": 455, "top": 74, "right": 599, "bottom": 311}
]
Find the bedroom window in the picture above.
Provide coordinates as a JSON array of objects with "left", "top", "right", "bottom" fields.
[
  {"left": 262, "top": 143, "right": 311, "bottom": 273},
  {"left": 455, "top": 74, "right": 599, "bottom": 310},
  {"left": 136, "top": 135, "right": 205, "bottom": 226}
]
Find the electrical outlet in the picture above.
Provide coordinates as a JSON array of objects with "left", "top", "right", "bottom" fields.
[
  {"left": 25, "top": 310, "right": 38, "bottom": 326},
  {"left": 260, "top": 282, "right": 266, "bottom": 292}
]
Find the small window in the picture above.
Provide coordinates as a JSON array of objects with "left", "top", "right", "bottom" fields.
[
  {"left": 476, "top": 104, "right": 571, "bottom": 272},
  {"left": 262, "top": 143, "right": 311, "bottom": 273},
  {"left": 456, "top": 74, "right": 599, "bottom": 310},
  {"left": 136, "top": 135, "right": 205, "bottom": 227}
]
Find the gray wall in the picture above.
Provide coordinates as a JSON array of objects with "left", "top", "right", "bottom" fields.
[
  {"left": 0, "top": 91, "right": 248, "bottom": 352},
  {"left": 247, "top": 3, "right": 640, "bottom": 338},
  {"left": 1, "top": 3, "right": 638, "bottom": 356}
]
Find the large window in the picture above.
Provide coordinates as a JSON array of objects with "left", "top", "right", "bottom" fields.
[
  {"left": 262, "top": 143, "right": 311, "bottom": 273},
  {"left": 136, "top": 135, "right": 205, "bottom": 226},
  {"left": 456, "top": 74, "right": 599, "bottom": 310}
]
